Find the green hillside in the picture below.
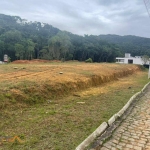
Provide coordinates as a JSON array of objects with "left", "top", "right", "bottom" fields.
[
  {"left": 0, "top": 14, "right": 150, "bottom": 62},
  {"left": 99, "top": 34, "right": 150, "bottom": 57}
]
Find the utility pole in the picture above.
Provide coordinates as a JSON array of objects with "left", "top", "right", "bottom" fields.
[{"left": 143, "top": 0, "right": 150, "bottom": 79}]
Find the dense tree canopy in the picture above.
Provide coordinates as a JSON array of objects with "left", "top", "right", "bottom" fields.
[
  {"left": 98, "top": 34, "right": 150, "bottom": 57},
  {"left": 0, "top": 14, "right": 150, "bottom": 62}
]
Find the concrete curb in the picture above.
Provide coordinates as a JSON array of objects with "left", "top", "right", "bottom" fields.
[
  {"left": 142, "top": 82, "right": 150, "bottom": 92},
  {"left": 75, "top": 122, "right": 108, "bottom": 150},
  {"left": 108, "top": 114, "right": 118, "bottom": 126},
  {"left": 116, "top": 91, "right": 141, "bottom": 118},
  {"left": 75, "top": 82, "right": 150, "bottom": 150}
]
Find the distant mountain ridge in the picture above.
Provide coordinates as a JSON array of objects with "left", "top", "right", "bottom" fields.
[
  {"left": 98, "top": 34, "right": 150, "bottom": 57},
  {"left": 99, "top": 34, "right": 150, "bottom": 46}
]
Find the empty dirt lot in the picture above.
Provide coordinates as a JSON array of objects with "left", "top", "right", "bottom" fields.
[
  {"left": 0, "top": 62, "right": 149, "bottom": 149},
  {"left": 0, "top": 62, "right": 142, "bottom": 107}
]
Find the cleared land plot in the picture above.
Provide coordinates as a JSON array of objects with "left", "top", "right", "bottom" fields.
[
  {"left": 0, "top": 62, "right": 149, "bottom": 149},
  {"left": 0, "top": 62, "right": 141, "bottom": 108}
]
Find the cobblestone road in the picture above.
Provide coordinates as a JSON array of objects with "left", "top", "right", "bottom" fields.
[{"left": 100, "top": 85, "right": 150, "bottom": 150}]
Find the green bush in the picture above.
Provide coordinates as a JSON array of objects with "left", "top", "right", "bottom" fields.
[{"left": 85, "top": 58, "right": 93, "bottom": 63}]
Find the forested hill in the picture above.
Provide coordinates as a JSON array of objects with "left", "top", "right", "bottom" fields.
[
  {"left": 0, "top": 14, "right": 150, "bottom": 62},
  {"left": 98, "top": 34, "right": 150, "bottom": 57}
]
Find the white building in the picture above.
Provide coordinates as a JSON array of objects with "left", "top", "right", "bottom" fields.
[{"left": 116, "top": 53, "right": 149, "bottom": 65}]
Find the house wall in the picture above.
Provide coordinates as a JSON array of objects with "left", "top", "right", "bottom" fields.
[
  {"left": 133, "top": 58, "right": 143, "bottom": 65},
  {"left": 116, "top": 57, "right": 129, "bottom": 64},
  {"left": 116, "top": 57, "right": 147, "bottom": 65},
  {"left": 116, "top": 53, "right": 150, "bottom": 65}
]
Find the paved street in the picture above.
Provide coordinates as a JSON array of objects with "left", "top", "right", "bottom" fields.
[{"left": 100, "top": 85, "right": 150, "bottom": 150}]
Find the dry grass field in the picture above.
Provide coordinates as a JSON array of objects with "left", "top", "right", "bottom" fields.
[
  {"left": 0, "top": 62, "right": 141, "bottom": 108},
  {"left": 0, "top": 61, "right": 149, "bottom": 149}
]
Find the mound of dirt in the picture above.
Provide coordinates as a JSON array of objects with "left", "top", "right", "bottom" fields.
[
  {"left": 12, "top": 59, "right": 61, "bottom": 64},
  {"left": 0, "top": 63, "right": 145, "bottom": 109}
]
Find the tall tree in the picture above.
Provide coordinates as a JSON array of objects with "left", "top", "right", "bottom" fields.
[
  {"left": 26, "top": 39, "right": 35, "bottom": 60},
  {"left": 48, "top": 31, "right": 72, "bottom": 60},
  {"left": 0, "top": 40, "right": 5, "bottom": 60},
  {"left": 15, "top": 43, "right": 24, "bottom": 60}
]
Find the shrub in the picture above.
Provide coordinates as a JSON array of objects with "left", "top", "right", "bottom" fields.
[{"left": 85, "top": 58, "right": 93, "bottom": 63}]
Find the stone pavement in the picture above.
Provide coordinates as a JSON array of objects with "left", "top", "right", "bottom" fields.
[{"left": 100, "top": 85, "right": 150, "bottom": 150}]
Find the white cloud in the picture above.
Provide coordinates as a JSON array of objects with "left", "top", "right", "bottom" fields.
[{"left": 0, "top": 0, "right": 150, "bottom": 37}]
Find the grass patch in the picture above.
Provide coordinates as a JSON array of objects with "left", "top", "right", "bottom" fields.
[{"left": 0, "top": 63, "right": 149, "bottom": 149}]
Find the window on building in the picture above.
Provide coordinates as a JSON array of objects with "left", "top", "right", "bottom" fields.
[
  {"left": 128, "top": 59, "right": 133, "bottom": 64},
  {"left": 119, "top": 59, "right": 124, "bottom": 62},
  {"left": 116, "top": 59, "right": 124, "bottom": 63}
]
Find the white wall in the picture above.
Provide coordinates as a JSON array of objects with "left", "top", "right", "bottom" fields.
[
  {"left": 133, "top": 58, "right": 143, "bottom": 65},
  {"left": 116, "top": 54, "right": 150, "bottom": 65},
  {"left": 116, "top": 57, "right": 149, "bottom": 65}
]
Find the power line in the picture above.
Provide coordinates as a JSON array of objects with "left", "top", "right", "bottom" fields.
[{"left": 143, "top": 0, "right": 150, "bottom": 17}]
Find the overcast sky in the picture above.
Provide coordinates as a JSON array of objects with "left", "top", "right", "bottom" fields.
[{"left": 0, "top": 0, "right": 150, "bottom": 38}]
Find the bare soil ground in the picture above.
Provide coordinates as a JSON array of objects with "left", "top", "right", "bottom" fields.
[
  {"left": 11, "top": 59, "right": 62, "bottom": 64},
  {"left": 0, "top": 62, "right": 141, "bottom": 108},
  {"left": 0, "top": 62, "right": 149, "bottom": 149}
]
